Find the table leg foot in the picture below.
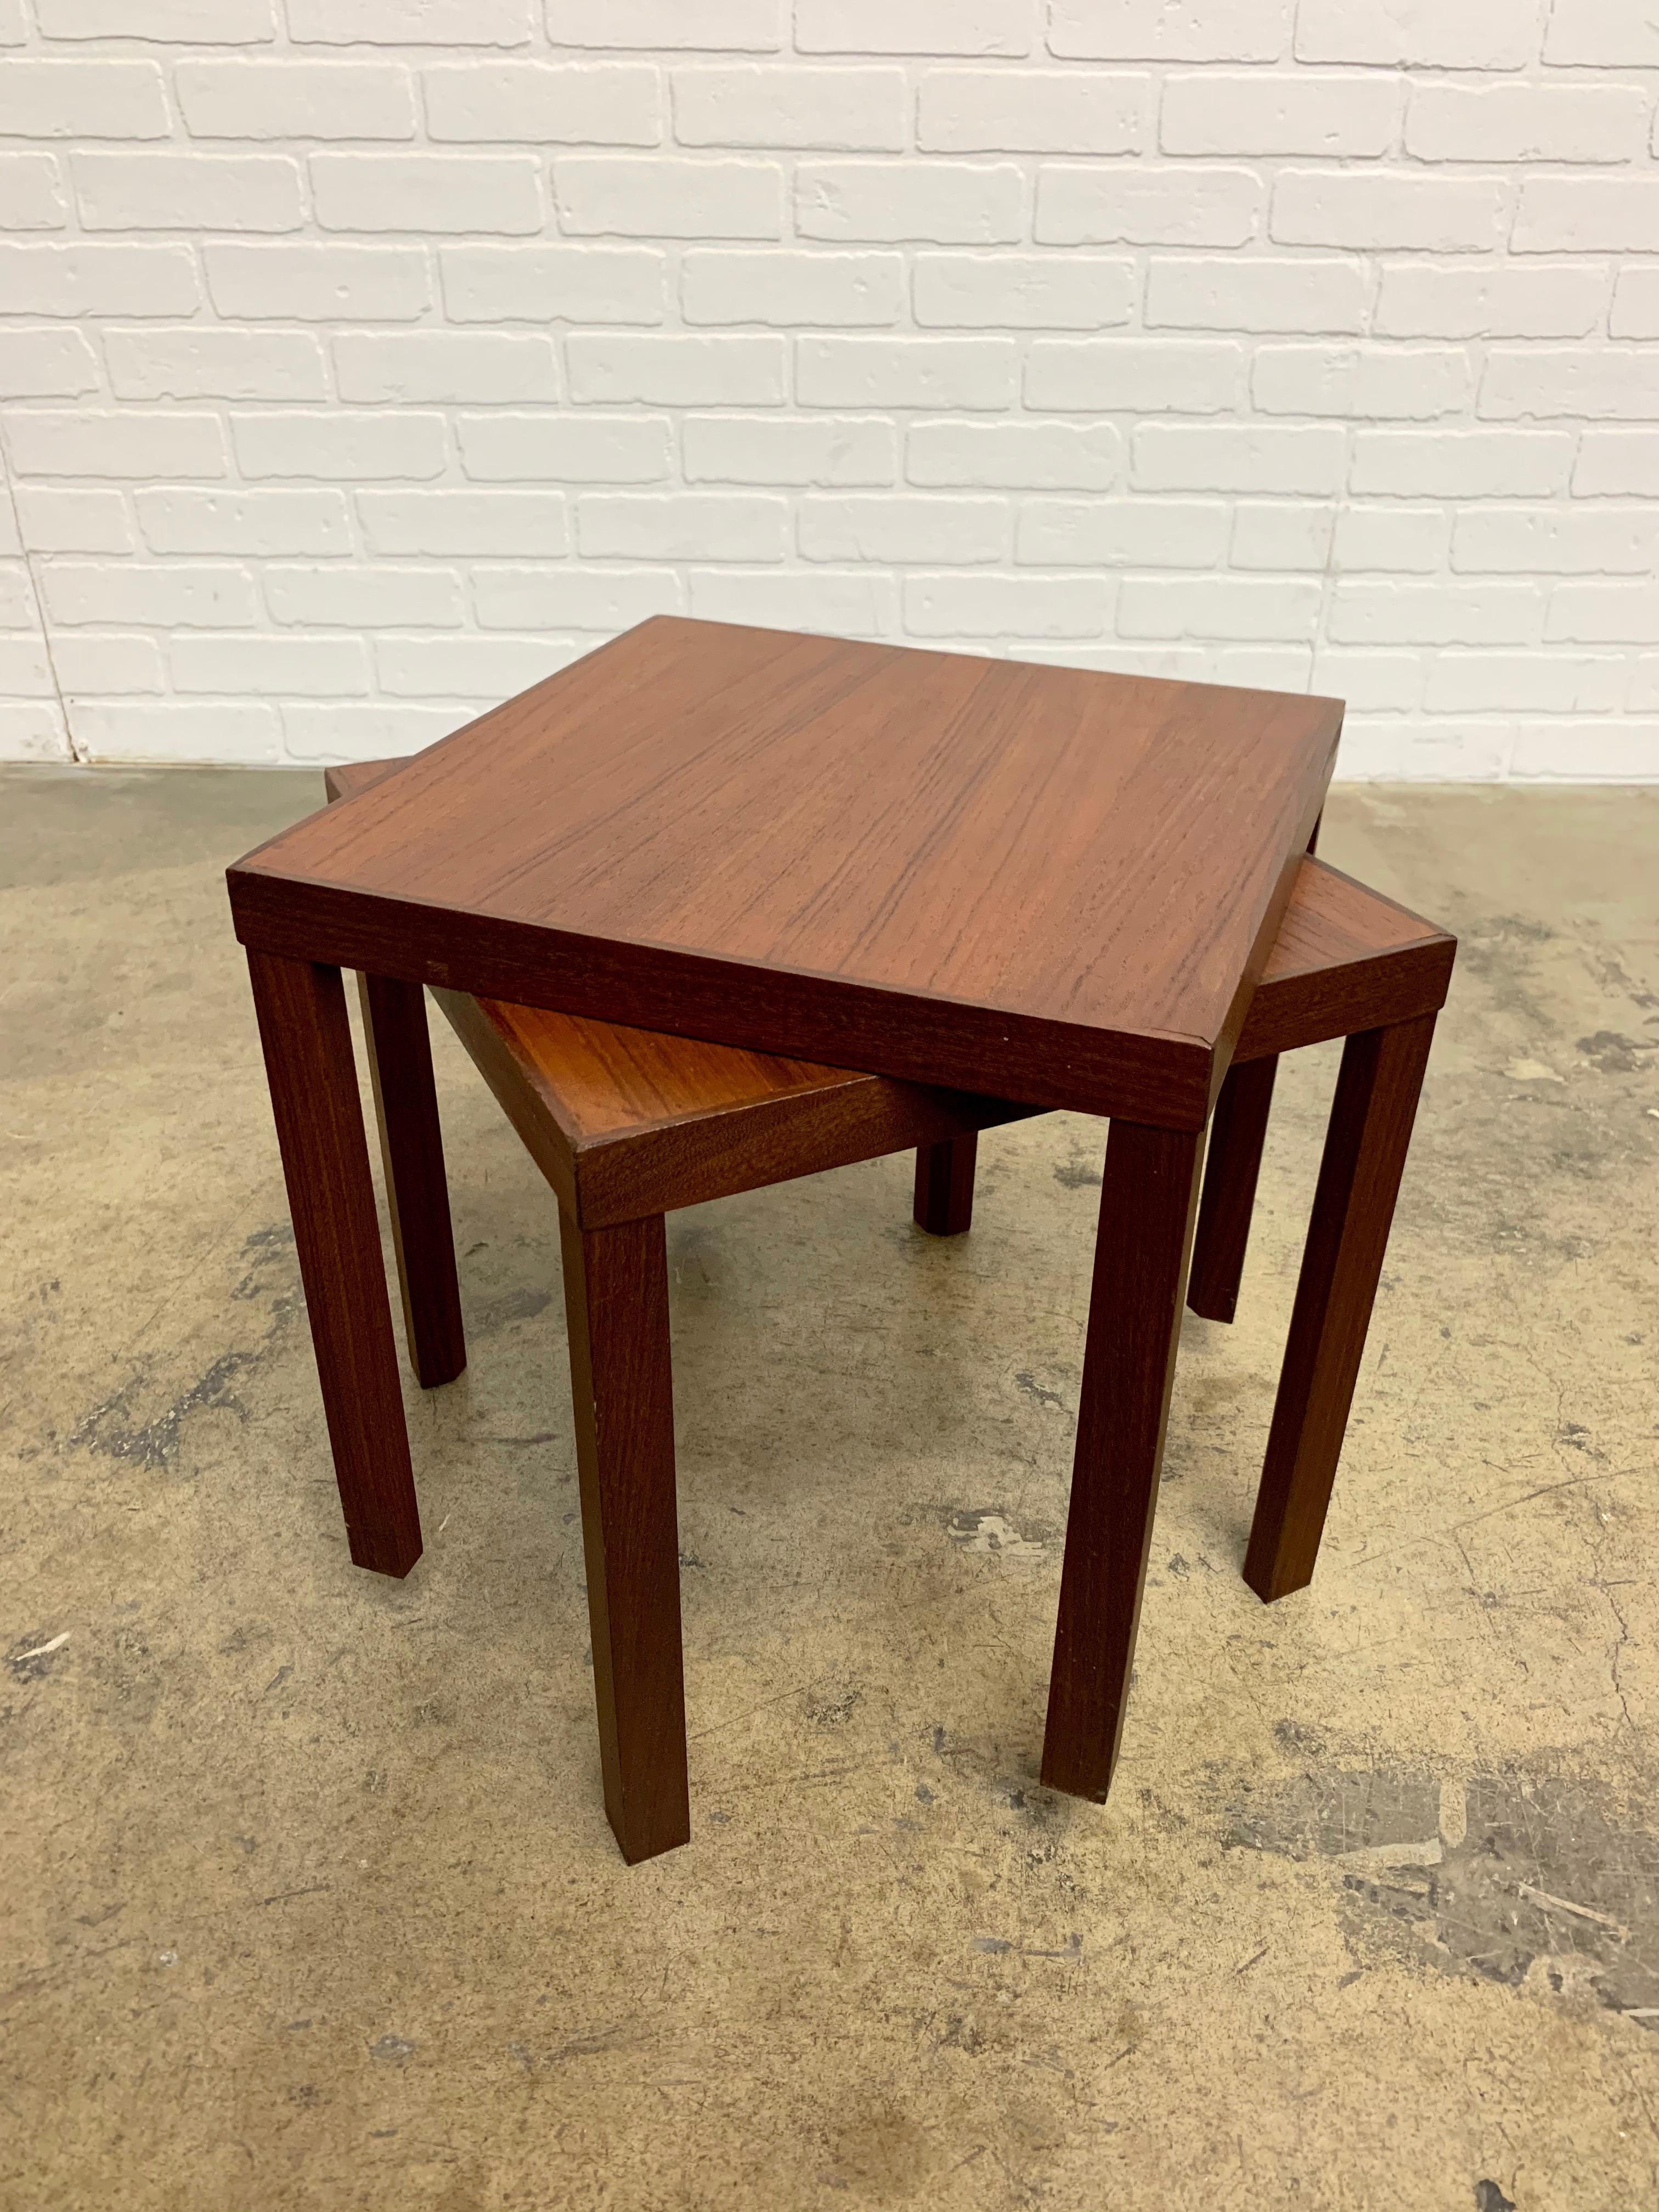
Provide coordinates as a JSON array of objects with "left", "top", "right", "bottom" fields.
[
  {"left": 246, "top": 950, "right": 421, "bottom": 1579},
  {"left": 1041, "top": 1120, "right": 1204, "bottom": 1802},
  {"left": 1245, "top": 1015, "right": 1436, "bottom": 1604},
  {"left": 913, "top": 1133, "right": 978, "bottom": 1236},
  {"left": 560, "top": 1207, "right": 689, "bottom": 1865}
]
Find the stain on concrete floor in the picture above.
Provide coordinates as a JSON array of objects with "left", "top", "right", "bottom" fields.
[
  {"left": 1230, "top": 1754, "right": 1659, "bottom": 2021},
  {"left": 1, "top": 772, "right": 1656, "bottom": 2209}
]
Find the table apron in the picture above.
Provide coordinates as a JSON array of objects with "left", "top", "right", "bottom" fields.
[{"left": 228, "top": 870, "right": 1219, "bottom": 1130}]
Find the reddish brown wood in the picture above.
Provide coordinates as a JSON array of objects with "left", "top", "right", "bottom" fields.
[
  {"left": 1236, "top": 860, "right": 1453, "bottom": 1064},
  {"left": 1187, "top": 1056, "right": 1279, "bottom": 1324},
  {"left": 461, "top": 988, "right": 874, "bottom": 1144},
  {"left": 356, "top": 974, "right": 466, "bottom": 1389},
  {"left": 323, "top": 760, "right": 401, "bottom": 808},
  {"left": 1245, "top": 1014, "right": 1437, "bottom": 1604},
  {"left": 1041, "top": 1120, "right": 1205, "bottom": 1800},
  {"left": 1193, "top": 855, "right": 1451, "bottom": 1322},
  {"left": 323, "top": 766, "right": 467, "bottom": 1388},
  {"left": 244, "top": 949, "right": 421, "bottom": 1578},
  {"left": 241, "top": 695, "right": 1454, "bottom": 1838},
  {"left": 913, "top": 1135, "right": 978, "bottom": 1235},
  {"left": 1184, "top": 815, "right": 1319, "bottom": 1323},
  {"left": 229, "top": 619, "right": 1340, "bottom": 1126},
  {"left": 324, "top": 759, "right": 1042, "bottom": 1231},
  {"left": 322, "top": 756, "right": 1447, "bottom": 1152},
  {"left": 434, "top": 985, "right": 1034, "bottom": 1229},
  {"left": 558, "top": 1206, "right": 689, "bottom": 1864}
]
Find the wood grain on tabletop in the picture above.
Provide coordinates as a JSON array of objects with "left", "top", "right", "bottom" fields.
[
  {"left": 324, "top": 753, "right": 1451, "bottom": 1147},
  {"left": 238, "top": 618, "right": 1341, "bottom": 1125}
]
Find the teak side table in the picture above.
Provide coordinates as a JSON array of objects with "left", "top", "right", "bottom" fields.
[
  {"left": 228, "top": 618, "right": 1425, "bottom": 1847},
  {"left": 323, "top": 755, "right": 1452, "bottom": 1863}
]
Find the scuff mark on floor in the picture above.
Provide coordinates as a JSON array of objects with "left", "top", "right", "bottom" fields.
[
  {"left": 946, "top": 1508, "right": 1052, "bottom": 1567},
  {"left": 1013, "top": 1371, "right": 1068, "bottom": 1413},
  {"left": 804, "top": 1684, "right": 862, "bottom": 1728},
  {"left": 1226, "top": 1762, "right": 1659, "bottom": 2027},
  {"left": 1577, "top": 1030, "right": 1659, "bottom": 1075},
  {"left": 8, "top": 1631, "right": 70, "bottom": 1681},
  {"left": 229, "top": 1221, "right": 294, "bottom": 1301},
  {"left": 1052, "top": 1160, "right": 1102, "bottom": 1190},
  {"left": 69, "top": 1346, "right": 261, "bottom": 1470},
  {"left": 473, "top": 1285, "right": 552, "bottom": 1334},
  {"left": 66, "top": 1223, "right": 296, "bottom": 1470}
]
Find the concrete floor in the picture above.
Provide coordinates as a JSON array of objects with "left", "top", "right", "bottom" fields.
[{"left": 2, "top": 769, "right": 1655, "bottom": 2210}]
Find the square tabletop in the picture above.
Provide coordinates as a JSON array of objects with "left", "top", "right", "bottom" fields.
[{"left": 229, "top": 617, "right": 1340, "bottom": 1128}]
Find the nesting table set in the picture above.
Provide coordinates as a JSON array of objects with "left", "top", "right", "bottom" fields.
[{"left": 227, "top": 618, "right": 1453, "bottom": 1864}]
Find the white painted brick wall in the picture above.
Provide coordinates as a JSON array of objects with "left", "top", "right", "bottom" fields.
[
  {"left": 2, "top": 4, "right": 1656, "bottom": 780},
  {"left": 0, "top": 454, "right": 70, "bottom": 760}
]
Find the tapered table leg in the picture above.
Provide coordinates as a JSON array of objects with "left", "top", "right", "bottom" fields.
[
  {"left": 1187, "top": 1055, "right": 1278, "bottom": 1323},
  {"left": 559, "top": 1207, "right": 689, "bottom": 1865},
  {"left": 1245, "top": 1014, "right": 1436, "bottom": 1603},
  {"left": 913, "top": 1133, "right": 978, "bottom": 1235},
  {"left": 357, "top": 974, "right": 466, "bottom": 1389},
  {"left": 246, "top": 950, "right": 422, "bottom": 1578},
  {"left": 1042, "top": 1119, "right": 1205, "bottom": 1802}
]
